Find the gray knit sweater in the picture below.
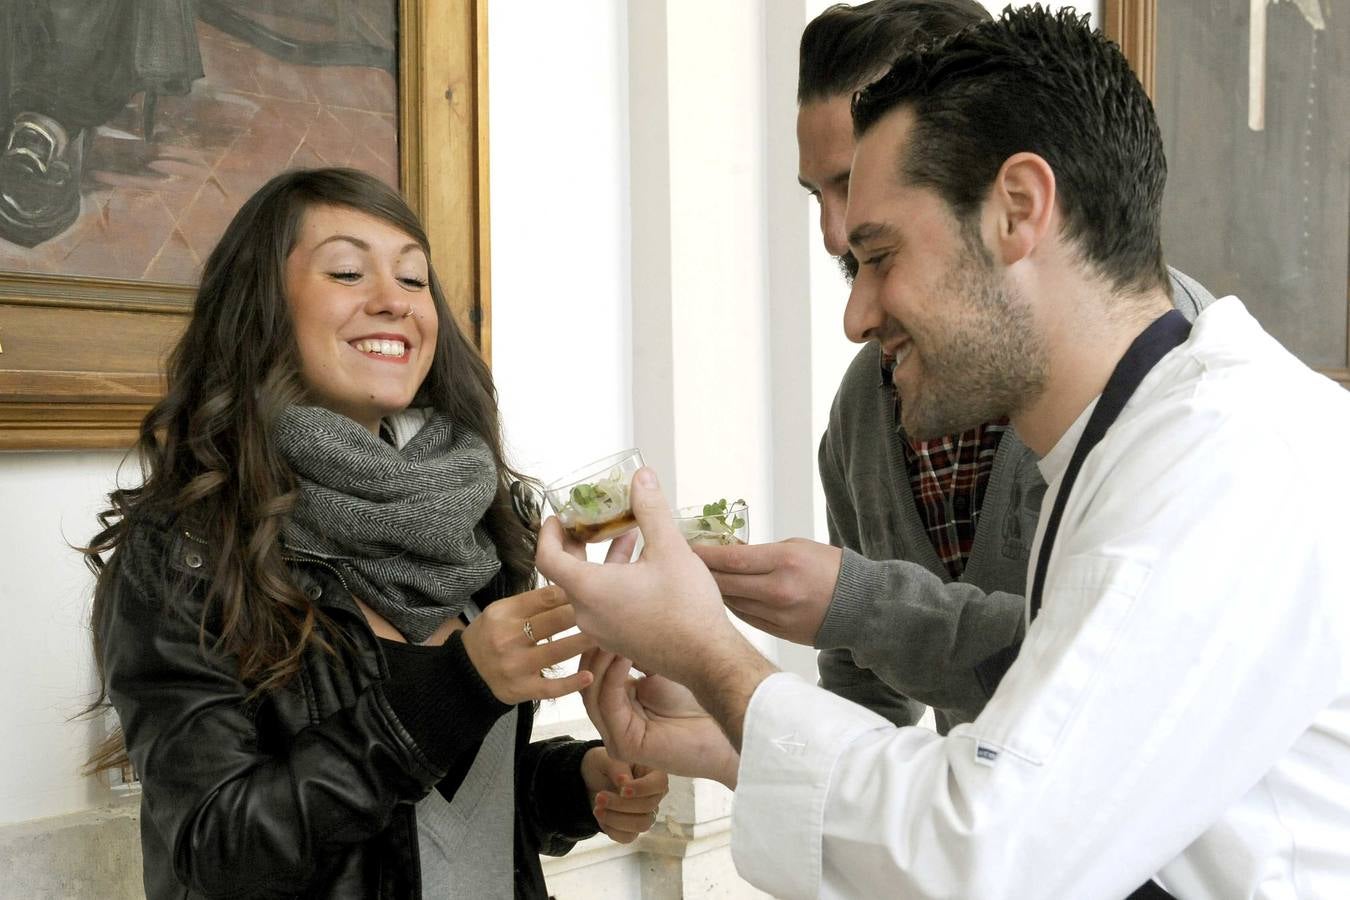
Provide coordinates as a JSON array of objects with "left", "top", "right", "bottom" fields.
[{"left": 814, "top": 267, "right": 1215, "bottom": 734}]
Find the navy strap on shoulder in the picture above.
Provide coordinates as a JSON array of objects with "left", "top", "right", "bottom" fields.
[
  {"left": 972, "top": 310, "right": 1193, "bottom": 900},
  {"left": 1028, "top": 309, "right": 1192, "bottom": 619},
  {"left": 976, "top": 309, "right": 1193, "bottom": 691}
]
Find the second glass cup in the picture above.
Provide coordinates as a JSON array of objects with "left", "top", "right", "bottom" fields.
[
  {"left": 544, "top": 448, "right": 645, "bottom": 543},
  {"left": 674, "top": 499, "right": 749, "bottom": 546}
]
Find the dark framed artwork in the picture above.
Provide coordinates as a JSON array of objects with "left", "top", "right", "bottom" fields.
[
  {"left": 0, "top": 0, "right": 490, "bottom": 449},
  {"left": 1106, "top": 0, "right": 1349, "bottom": 390}
]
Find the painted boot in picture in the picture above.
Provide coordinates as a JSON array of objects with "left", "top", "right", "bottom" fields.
[{"left": 0, "top": 112, "right": 84, "bottom": 247}]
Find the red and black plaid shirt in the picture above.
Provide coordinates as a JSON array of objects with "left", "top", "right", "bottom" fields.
[{"left": 885, "top": 360, "right": 1010, "bottom": 579}]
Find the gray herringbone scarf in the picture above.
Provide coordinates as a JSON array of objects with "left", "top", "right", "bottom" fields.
[{"left": 274, "top": 406, "right": 501, "bottom": 643}]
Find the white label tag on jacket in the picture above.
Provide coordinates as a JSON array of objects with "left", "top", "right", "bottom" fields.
[{"left": 974, "top": 741, "right": 1001, "bottom": 767}]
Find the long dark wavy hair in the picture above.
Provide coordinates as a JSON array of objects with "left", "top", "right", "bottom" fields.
[{"left": 82, "top": 168, "right": 535, "bottom": 774}]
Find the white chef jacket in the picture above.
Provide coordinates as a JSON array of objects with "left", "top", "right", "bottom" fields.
[{"left": 731, "top": 297, "right": 1350, "bottom": 899}]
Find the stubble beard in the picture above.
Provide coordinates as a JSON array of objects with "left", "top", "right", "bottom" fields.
[{"left": 897, "top": 243, "right": 1048, "bottom": 441}]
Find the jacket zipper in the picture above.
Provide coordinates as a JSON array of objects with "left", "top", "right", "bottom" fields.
[{"left": 284, "top": 552, "right": 354, "bottom": 596}]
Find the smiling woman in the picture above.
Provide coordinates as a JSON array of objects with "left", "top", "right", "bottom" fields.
[
  {"left": 76, "top": 168, "right": 669, "bottom": 899},
  {"left": 285, "top": 205, "right": 439, "bottom": 431}
]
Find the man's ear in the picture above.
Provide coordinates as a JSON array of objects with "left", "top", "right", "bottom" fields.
[{"left": 987, "top": 152, "right": 1056, "bottom": 267}]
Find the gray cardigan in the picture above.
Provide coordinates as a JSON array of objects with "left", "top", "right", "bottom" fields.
[{"left": 814, "top": 268, "right": 1215, "bottom": 734}]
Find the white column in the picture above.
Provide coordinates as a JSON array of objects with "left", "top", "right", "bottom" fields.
[
  {"left": 627, "top": 0, "right": 679, "bottom": 491},
  {"left": 764, "top": 0, "right": 830, "bottom": 683},
  {"left": 632, "top": 0, "right": 775, "bottom": 521},
  {"left": 625, "top": 1, "right": 777, "bottom": 895}
]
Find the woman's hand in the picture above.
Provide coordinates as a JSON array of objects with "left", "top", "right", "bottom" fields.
[
  {"left": 461, "top": 585, "right": 597, "bottom": 705},
  {"left": 580, "top": 746, "right": 669, "bottom": 844}
]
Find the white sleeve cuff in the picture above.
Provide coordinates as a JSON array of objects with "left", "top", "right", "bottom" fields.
[{"left": 730, "top": 672, "right": 895, "bottom": 899}]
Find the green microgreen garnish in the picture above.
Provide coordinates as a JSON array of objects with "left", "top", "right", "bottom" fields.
[
  {"left": 563, "top": 470, "right": 630, "bottom": 523},
  {"left": 682, "top": 498, "right": 747, "bottom": 544}
]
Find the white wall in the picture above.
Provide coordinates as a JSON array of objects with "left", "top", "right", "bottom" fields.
[
  {"left": 0, "top": 453, "right": 126, "bottom": 825},
  {"left": 488, "top": 0, "right": 631, "bottom": 732},
  {"left": 661, "top": 0, "right": 774, "bottom": 524},
  {"left": 489, "top": 2, "right": 632, "bottom": 485},
  {"left": 495, "top": 5, "right": 786, "bottom": 893}
]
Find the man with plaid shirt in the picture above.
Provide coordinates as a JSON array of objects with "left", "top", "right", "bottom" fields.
[{"left": 694, "top": 0, "right": 1213, "bottom": 732}]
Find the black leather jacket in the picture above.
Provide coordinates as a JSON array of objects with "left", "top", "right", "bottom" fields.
[{"left": 99, "top": 510, "right": 598, "bottom": 899}]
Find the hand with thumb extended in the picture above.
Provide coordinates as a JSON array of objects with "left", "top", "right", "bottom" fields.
[
  {"left": 536, "top": 467, "right": 739, "bottom": 685},
  {"left": 625, "top": 467, "right": 685, "bottom": 556}
]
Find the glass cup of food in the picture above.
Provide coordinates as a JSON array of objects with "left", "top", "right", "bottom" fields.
[
  {"left": 544, "top": 448, "right": 645, "bottom": 543},
  {"left": 674, "top": 498, "right": 749, "bottom": 546}
]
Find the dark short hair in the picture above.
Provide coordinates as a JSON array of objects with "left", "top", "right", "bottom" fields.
[
  {"left": 852, "top": 7, "right": 1169, "bottom": 295},
  {"left": 798, "top": 0, "right": 990, "bottom": 103}
]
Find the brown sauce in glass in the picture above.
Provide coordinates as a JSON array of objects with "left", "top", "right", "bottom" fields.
[{"left": 564, "top": 509, "right": 638, "bottom": 543}]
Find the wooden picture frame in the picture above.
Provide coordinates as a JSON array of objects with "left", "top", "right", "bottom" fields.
[
  {"left": 1102, "top": 0, "right": 1157, "bottom": 99},
  {"left": 1104, "top": 0, "right": 1350, "bottom": 389},
  {"left": 0, "top": 0, "right": 491, "bottom": 450}
]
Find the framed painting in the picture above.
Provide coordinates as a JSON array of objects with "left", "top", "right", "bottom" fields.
[
  {"left": 0, "top": 0, "right": 491, "bottom": 450},
  {"left": 1105, "top": 0, "right": 1349, "bottom": 390}
]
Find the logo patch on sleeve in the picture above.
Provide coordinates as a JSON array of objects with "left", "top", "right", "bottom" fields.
[{"left": 974, "top": 742, "right": 1001, "bottom": 767}]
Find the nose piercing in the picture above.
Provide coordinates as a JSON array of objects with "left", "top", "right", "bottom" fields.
[{"left": 402, "top": 309, "right": 413, "bottom": 319}]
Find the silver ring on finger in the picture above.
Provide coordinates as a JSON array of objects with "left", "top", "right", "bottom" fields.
[{"left": 523, "top": 618, "right": 536, "bottom": 642}]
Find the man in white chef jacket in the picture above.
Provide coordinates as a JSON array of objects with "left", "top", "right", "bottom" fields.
[{"left": 536, "top": 7, "right": 1350, "bottom": 900}]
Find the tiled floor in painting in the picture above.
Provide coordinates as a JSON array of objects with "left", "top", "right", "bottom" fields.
[{"left": 0, "top": 11, "right": 397, "bottom": 286}]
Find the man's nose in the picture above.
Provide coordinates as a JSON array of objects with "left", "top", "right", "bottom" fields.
[
  {"left": 821, "top": 197, "right": 848, "bottom": 258},
  {"left": 842, "top": 273, "right": 882, "bottom": 344}
]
